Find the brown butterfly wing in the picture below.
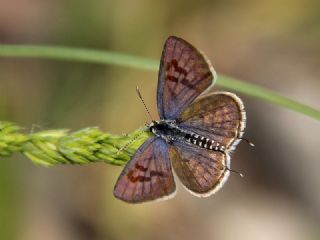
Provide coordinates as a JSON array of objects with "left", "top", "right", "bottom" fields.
[
  {"left": 157, "top": 36, "right": 216, "bottom": 120},
  {"left": 177, "top": 92, "right": 246, "bottom": 151},
  {"left": 170, "top": 141, "right": 230, "bottom": 196},
  {"left": 114, "top": 137, "right": 176, "bottom": 203}
]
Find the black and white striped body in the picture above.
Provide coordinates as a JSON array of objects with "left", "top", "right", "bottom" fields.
[{"left": 149, "top": 120, "right": 225, "bottom": 152}]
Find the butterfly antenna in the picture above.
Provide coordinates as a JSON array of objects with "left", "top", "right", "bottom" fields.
[
  {"left": 225, "top": 166, "right": 244, "bottom": 178},
  {"left": 240, "top": 137, "right": 255, "bottom": 147},
  {"left": 116, "top": 129, "right": 147, "bottom": 154},
  {"left": 136, "top": 86, "right": 154, "bottom": 122}
]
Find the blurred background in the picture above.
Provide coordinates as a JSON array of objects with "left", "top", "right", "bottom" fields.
[{"left": 0, "top": 0, "right": 319, "bottom": 239}]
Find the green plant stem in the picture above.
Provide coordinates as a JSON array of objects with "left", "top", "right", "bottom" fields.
[
  {"left": 217, "top": 76, "right": 320, "bottom": 120},
  {"left": 0, "top": 121, "right": 151, "bottom": 166},
  {"left": 0, "top": 44, "right": 319, "bottom": 120},
  {"left": 0, "top": 44, "right": 159, "bottom": 71}
]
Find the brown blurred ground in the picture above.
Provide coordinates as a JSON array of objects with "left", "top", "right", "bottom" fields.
[{"left": 0, "top": 0, "right": 319, "bottom": 240}]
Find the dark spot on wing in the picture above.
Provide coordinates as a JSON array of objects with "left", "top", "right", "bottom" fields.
[
  {"left": 170, "top": 59, "right": 188, "bottom": 75},
  {"left": 167, "top": 75, "right": 178, "bottom": 83},
  {"left": 127, "top": 170, "right": 166, "bottom": 182},
  {"left": 135, "top": 163, "right": 148, "bottom": 172}
]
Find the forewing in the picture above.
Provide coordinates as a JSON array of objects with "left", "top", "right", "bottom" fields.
[
  {"left": 114, "top": 137, "right": 176, "bottom": 203},
  {"left": 157, "top": 36, "right": 216, "bottom": 120},
  {"left": 178, "top": 92, "right": 246, "bottom": 151},
  {"left": 170, "top": 141, "right": 230, "bottom": 196}
]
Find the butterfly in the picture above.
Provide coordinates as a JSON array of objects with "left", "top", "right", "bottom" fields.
[{"left": 114, "top": 36, "right": 246, "bottom": 203}]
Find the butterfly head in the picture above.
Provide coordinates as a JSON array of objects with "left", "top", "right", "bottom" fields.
[
  {"left": 148, "top": 120, "right": 182, "bottom": 143},
  {"left": 148, "top": 121, "right": 158, "bottom": 135}
]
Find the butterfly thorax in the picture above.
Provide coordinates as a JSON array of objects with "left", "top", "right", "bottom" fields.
[{"left": 149, "top": 120, "right": 225, "bottom": 152}]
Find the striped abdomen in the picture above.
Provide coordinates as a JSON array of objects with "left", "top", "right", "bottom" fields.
[{"left": 184, "top": 133, "right": 225, "bottom": 152}]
